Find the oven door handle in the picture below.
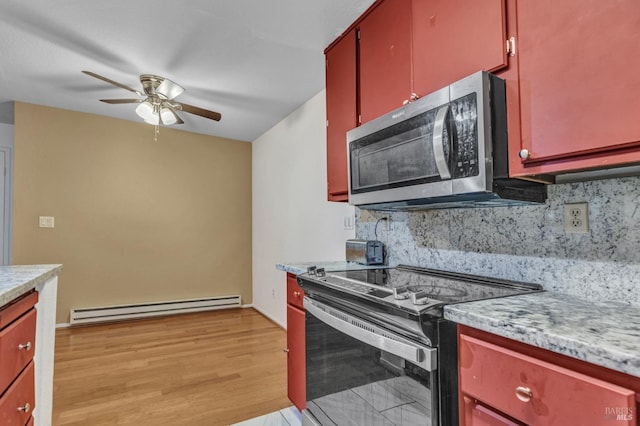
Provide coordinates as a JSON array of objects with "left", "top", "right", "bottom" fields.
[{"left": 304, "top": 298, "right": 437, "bottom": 371}]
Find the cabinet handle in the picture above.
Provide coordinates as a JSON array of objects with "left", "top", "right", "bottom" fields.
[
  {"left": 519, "top": 149, "right": 531, "bottom": 160},
  {"left": 515, "top": 386, "right": 532, "bottom": 402},
  {"left": 283, "top": 348, "right": 290, "bottom": 353},
  {"left": 293, "top": 291, "right": 301, "bottom": 298},
  {"left": 18, "top": 342, "right": 32, "bottom": 351},
  {"left": 17, "top": 402, "right": 30, "bottom": 413}
]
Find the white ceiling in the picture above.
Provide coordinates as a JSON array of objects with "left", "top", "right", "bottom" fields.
[{"left": 0, "top": 0, "right": 375, "bottom": 141}]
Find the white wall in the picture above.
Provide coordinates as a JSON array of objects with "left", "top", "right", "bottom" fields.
[
  {"left": 252, "top": 90, "right": 355, "bottom": 327},
  {"left": 0, "top": 124, "right": 14, "bottom": 147}
]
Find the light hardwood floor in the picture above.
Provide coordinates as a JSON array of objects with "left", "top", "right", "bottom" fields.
[{"left": 52, "top": 308, "right": 291, "bottom": 426}]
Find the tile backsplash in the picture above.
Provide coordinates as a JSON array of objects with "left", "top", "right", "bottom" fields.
[{"left": 356, "top": 176, "right": 640, "bottom": 305}]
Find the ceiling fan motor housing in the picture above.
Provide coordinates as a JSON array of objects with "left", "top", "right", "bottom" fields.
[{"left": 140, "top": 74, "right": 184, "bottom": 100}]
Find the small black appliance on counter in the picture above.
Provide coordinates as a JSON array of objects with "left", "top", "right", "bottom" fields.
[{"left": 345, "top": 239, "right": 384, "bottom": 265}]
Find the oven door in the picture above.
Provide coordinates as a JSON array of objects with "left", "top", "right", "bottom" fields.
[{"left": 303, "top": 297, "right": 439, "bottom": 426}]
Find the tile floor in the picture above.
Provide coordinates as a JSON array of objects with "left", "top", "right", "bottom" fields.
[{"left": 231, "top": 407, "right": 301, "bottom": 426}]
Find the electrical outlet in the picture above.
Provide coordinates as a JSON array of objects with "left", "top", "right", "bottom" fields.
[{"left": 563, "top": 202, "right": 589, "bottom": 233}]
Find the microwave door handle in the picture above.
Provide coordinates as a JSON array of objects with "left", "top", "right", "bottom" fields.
[{"left": 432, "top": 105, "right": 452, "bottom": 179}]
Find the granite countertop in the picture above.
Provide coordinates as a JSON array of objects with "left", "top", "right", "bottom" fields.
[
  {"left": 444, "top": 291, "right": 640, "bottom": 378},
  {"left": 0, "top": 264, "right": 63, "bottom": 306},
  {"left": 276, "top": 261, "right": 387, "bottom": 275}
]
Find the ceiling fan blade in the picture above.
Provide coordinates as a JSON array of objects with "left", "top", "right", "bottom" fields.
[
  {"left": 82, "top": 71, "right": 144, "bottom": 96},
  {"left": 100, "top": 99, "right": 143, "bottom": 104},
  {"left": 174, "top": 102, "right": 222, "bottom": 121},
  {"left": 172, "top": 110, "right": 184, "bottom": 125}
]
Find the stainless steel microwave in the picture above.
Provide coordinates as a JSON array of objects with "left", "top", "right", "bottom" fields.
[{"left": 347, "top": 71, "right": 546, "bottom": 210}]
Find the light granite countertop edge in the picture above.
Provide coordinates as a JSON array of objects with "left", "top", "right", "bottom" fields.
[
  {"left": 0, "top": 264, "right": 63, "bottom": 307},
  {"left": 444, "top": 292, "right": 640, "bottom": 379},
  {"left": 276, "top": 261, "right": 387, "bottom": 275}
]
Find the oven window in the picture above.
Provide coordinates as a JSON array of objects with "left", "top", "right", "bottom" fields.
[{"left": 305, "top": 310, "right": 436, "bottom": 425}]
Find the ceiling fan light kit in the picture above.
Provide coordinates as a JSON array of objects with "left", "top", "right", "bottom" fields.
[
  {"left": 82, "top": 70, "right": 222, "bottom": 129},
  {"left": 160, "top": 107, "right": 177, "bottom": 125},
  {"left": 135, "top": 101, "right": 155, "bottom": 120}
]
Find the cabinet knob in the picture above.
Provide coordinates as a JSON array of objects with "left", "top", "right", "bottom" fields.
[
  {"left": 293, "top": 291, "right": 301, "bottom": 298},
  {"left": 519, "top": 149, "right": 531, "bottom": 160},
  {"left": 515, "top": 386, "right": 532, "bottom": 402},
  {"left": 18, "top": 342, "right": 32, "bottom": 351},
  {"left": 402, "top": 93, "right": 420, "bottom": 105},
  {"left": 283, "top": 348, "right": 290, "bottom": 353},
  {"left": 17, "top": 402, "right": 30, "bottom": 413}
]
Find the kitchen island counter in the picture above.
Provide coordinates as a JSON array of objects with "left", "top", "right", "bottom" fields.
[
  {"left": 0, "top": 264, "right": 61, "bottom": 426},
  {"left": 445, "top": 291, "right": 640, "bottom": 378}
]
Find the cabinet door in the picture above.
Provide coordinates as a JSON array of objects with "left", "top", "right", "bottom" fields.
[
  {"left": 359, "top": 0, "right": 413, "bottom": 123},
  {"left": 512, "top": 0, "right": 640, "bottom": 175},
  {"left": 412, "top": 0, "right": 507, "bottom": 97},
  {"left": 326, "top": 29, "right": 357, "bottom": 202},
  {"left": 0, "top": 361, "right": 34, "bottom": 426},
  {"left": 286, "top": 305, "right": 305, "bottom": 410},
  {"left": 0, "top": 309, "right": 36, "bottom": 394}
]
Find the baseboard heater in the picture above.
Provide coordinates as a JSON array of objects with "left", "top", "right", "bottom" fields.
[{"left": 69, "top": 295, "right": 242, "bottom": 325}]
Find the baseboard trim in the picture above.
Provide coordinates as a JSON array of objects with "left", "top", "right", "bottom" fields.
[{"left": 56, "top": 323, "right": 71, "bottom": 329}]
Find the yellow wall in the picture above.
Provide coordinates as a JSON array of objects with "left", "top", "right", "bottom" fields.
[{"left": 13, "top": 102, "right": 252, "bottom": 323}]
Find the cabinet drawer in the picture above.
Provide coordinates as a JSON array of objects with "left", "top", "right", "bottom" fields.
[
  {"left": 462, "top": 396, "right": 522, "bottom": 426},
  {"left": 460, "top": 334, "right": 636, "bottom": 425},
  {"left": 0, "top": 292, "right": 38, "bottom": 330},
  {"left": 286, "top": 273, "right": 304, "bottom": 310},
  {"left": 0, "top": 309, "right": 36, "bottom": 394},
  {"left": 0, "top": 361, "right": 34, "bottom": 426}
]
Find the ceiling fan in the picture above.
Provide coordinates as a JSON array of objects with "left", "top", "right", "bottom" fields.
[{"left": 82, "top": 71, "right": 222, "bottom": 126}]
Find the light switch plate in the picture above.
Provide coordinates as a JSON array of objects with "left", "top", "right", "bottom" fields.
[
  {"left": 39, "top": 216, "right": 55, "bottom": 228},
  {"left": 343, "top": 215, "right": 354, "bottom": 230}
]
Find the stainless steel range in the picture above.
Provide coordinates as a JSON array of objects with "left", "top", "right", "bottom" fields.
[{"left": 298, "top": 265, "right": 543, "bottom": 426}]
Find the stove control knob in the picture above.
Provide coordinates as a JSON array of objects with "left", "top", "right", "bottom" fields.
[
  {"left": 410, "top": 291, "right": 431, "bottom": 305},
  {"left": 316, "top": 268, "right": 326, "bottom": 277},
  {"left": 392, "top": 287, "right": 409, "bottom": 300},
  {"left": 307, "top": 266, "right": 317, "bottom": 276}
]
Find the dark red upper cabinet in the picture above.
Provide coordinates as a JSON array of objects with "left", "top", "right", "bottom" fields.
[
  {"left": 411, "top": 0, "right": 507, "bottom": 98},
  {"left": 511, "top": 0, "right": 640, "bottom": 176},
  {"left": 325, "top": 29, "right": 357, "bottom": 201},
  {"left": 358, "top": 0, "right": 413, "bottom": 124}
]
